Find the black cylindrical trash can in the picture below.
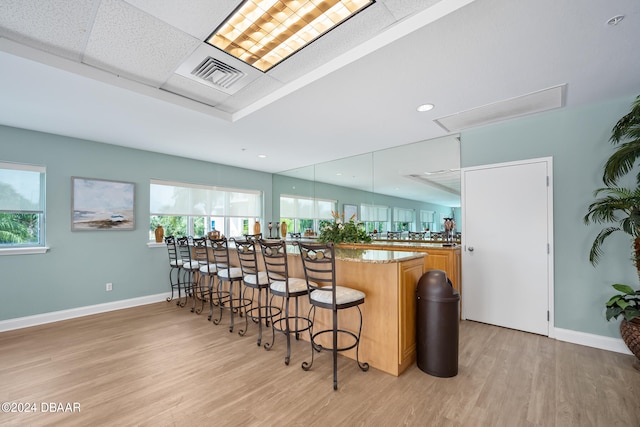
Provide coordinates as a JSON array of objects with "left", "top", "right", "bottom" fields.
[{"left": 416, "top": 269, "right": 460, "bottom": 377}]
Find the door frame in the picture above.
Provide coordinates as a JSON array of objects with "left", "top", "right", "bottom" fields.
[{"left": 461, "top": 156, "right": 555, "bottom": 338}]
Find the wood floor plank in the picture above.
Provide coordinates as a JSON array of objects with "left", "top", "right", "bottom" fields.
[{"left": 0, "top": 302, "right": 639, "bottom": 426}]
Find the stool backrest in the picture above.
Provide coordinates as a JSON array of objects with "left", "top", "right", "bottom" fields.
[
  {"left": 231, "top": 238, "right": 259, "bottom": 276},
  {"left": 192, "top": 236, "right": 213, "bottom": 273},
  {"left": 387, "top": 231, "right": 401, "bottom": 239},
  {"left": 243, "top": 233, "right": 262, "bottom": 242},
  {"left": 260, "top": 239, "right": 288, "bottom": 281},
  {"left": 164, "top": 235, "right": 179, "bottom": 265},
  {"left": 297, "top": 241, "right": 337, "bottom": 306},
  {"left": 176, "top": 236, "right": 192, "bottom": 264},
  {"left": 209, "top": 236, "right": 231, "bottom": 270}
]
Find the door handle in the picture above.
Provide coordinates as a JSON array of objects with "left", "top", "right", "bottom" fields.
[{"left": 467, "top": 246, "right": 474, "bottom": 252}]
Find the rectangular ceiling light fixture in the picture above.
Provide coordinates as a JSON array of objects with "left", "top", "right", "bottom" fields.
[{"left": 207, "top": 0, "right": 375, "bottom": 72}]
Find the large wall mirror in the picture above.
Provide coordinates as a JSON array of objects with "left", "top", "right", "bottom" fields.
[{"left": 273, "top": 134, "right": 460, "bottom": 234}]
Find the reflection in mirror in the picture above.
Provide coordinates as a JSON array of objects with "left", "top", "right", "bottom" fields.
[
  {"left": 312, "top": 153, "right": 374, "bottom": 197},
  {"left": 273, "top": 134, "right": 461, "bottom": 238},
  {"left": 372, "top": 135, "right": 460, "bottom": 207},
  {"left": 271, "top": 164, "right": 315, "bottom": 238}
]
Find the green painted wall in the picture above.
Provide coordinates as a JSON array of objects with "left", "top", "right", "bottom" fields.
[
  {"left": 0, "top": 125, "right": 272, "bottom": 321},
  {"left": 460, "top": 95, "right": 638, "bottom": 338}
]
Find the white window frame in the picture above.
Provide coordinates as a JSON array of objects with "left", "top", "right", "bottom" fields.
[
  {"left": 0, "top": 161, "right": 47, "bottom": 255},
  {"left": 150, "top": 179, "right": 263, "bottom": 239}
]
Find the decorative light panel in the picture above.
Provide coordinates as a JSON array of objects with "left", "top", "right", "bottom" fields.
[{"left": 207, "top": 0, "right": 375, "bottom": 72}]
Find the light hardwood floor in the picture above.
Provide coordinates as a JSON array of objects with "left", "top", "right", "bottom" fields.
[{"left": 0, "top": 301, "right": 639, "bottom": 426}]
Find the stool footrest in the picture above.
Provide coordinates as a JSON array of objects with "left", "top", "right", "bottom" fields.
[
  {"left": 272, "top": 316, "right": 312, "bottom": 335},
  {"left": 310, "top": 328, "right": 360, "bottom": 353}
]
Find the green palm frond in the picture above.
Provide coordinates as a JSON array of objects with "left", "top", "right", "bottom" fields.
[
  {"left": 604, "top": 95, "right": 640, "bottom": 185},
  {"left": 610, "top": 96, "right": 640, "bottom": 144},
  {"left": 603, "top": 140, "right": 640, "bottom": 186},
  {"left": 588, "top": 227, "right": 619, "bottom": 265},
  {"left": 584, "top": 186, "right": 640, "bottom": 266}
]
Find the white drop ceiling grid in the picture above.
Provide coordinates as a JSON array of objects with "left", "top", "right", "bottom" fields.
[
  {"left": 0, "top": 0, "right": 639, "bottom": 205},
  {"left": 0, "top": 0, "right": 439, "bottom": 116}
]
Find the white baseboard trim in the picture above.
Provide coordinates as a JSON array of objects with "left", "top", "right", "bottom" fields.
[
  {"left": 0, "top": 293, "right": 172, "bottom": 333},
  {"left": 554, "top": 327, "right": 632, "bottom": 355}
]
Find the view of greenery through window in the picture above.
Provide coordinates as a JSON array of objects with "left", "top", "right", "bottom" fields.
[
  {"left": 0, "top": 213, "right": 39, "bottom": 244},
  {"left": 149, "top": 215, "right": 252, "bottom": 240}
]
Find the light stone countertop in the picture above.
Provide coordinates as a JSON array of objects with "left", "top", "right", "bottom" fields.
[{"left": 285, "top": 244, "right": 425, "bottom": 264}]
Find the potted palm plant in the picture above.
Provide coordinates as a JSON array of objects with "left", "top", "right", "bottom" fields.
[{"left": 584, "top": 95, "right": 640, "bottom": 370}]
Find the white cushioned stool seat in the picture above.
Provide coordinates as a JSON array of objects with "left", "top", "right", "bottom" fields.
[
  {"left": 310, "top": 286, "right": 365, "bottom": 306},
  {"left": 218, "top": 267, "right": 243, "bottom": 280},
  {"left": 270, "top": 277, "right": 307, "bottom": 294}
]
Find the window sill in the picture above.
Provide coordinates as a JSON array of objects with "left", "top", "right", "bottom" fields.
[
  {"left": 147, "top": 242, "right": 166, "bottom": 248},
  {"left": 0, "top": 246, "right": 49, "bottom": 256}
]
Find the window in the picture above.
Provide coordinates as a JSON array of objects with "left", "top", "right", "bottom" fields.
[
  {"left": 360, "top": 204, "right": 388, "bottom": 233},
  {"left": 420, "top": 210, "right": 435, "bottom": 231},
  {"left": 150, "top": 179, "right": 262, "bottom": 239},
  {"left": 0, "top": 162, "right": 46, "bottom": 248},
  {"left": 280, "top": 195, "right": 335, "bottom": 234},
  {"left": 393, "top": 207, "right": 415, "bottom": 231}
]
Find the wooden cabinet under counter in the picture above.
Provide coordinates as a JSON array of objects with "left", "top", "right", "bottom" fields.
[{"left": 337, "top": 242, "right": 462, "bottom": 295}]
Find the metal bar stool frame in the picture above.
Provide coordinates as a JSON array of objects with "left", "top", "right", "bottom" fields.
[
  {"left": 191, "top": 236, "right": 219, "bottom": 317},
  {"left": 232, "top": 238, "right": 282, "bottom": 346},
  {"left": 296, "top": 241, "right": 369, "bottom": 390},
  {"left": 176, "top": 236, "right": 199, "bottom": 309},
  {"left": 209, "top": 236, "right": 251, "bottom": 333},
  {"left": 164, "top": 235, "right": 184, "bottom": 305},
  {"left": 259, "top": 239, "right": 312, "bottom": 365}
]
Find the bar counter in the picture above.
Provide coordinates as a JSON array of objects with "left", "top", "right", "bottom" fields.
[{"left": 230, "top": 245, "right": 426, "bottom": 376}]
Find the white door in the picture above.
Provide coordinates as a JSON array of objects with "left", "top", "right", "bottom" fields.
[{"left": 461, "top": 157, "right": 553, "bottom": 336}]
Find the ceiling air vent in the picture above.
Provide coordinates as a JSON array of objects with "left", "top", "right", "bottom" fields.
[
  {"left": 191, "top": 57, "right": 246, "bottom": 90},
  {"left": 434, "top": 84, "right": 566, "bottom": 132}
]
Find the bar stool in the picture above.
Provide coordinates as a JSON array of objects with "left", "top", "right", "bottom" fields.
[
  {"left": 191, "top": 236, "right": 218, "bottom": 317},
  {"left": 176, "top": 236, "right": 199, "bottom": 308},
  {"left": 243, "top": 233, "right": 262, "bottom": 242},
  {"left": 232, "top": 238, "right": 281, "bottom": 346},
  {"left": 164, "top": 236, "right": 183, "bottom": 305},
  {"left": 408, "top": 231, "right": 426, "bottom": 240},
  {"left": 209, "top": 236, "right": 250, "bottom": 333},
  {"left": 259, "top": 239, "right": 312, "bottom": 365},
  {"left": 297, "top": 241, "right": 369, "bottom": 390},
  {"left": 387, "top": 231, "right": 401, "bottom": 239}
]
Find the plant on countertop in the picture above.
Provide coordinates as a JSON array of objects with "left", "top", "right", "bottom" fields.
[
  {"left": 584, "top": 95, "right": 640, "bottom": 368},
  {"left": 318, "top": 211, "right": 372, "bottom": 244}
]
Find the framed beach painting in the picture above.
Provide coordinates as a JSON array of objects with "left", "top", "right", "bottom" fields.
[{"left": 71, "top": 177, "right": 135, "bottom": 231}]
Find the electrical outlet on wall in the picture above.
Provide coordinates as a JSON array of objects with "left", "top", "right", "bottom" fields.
[{"left": 106, "top": 282, "right": 113, "bottom": 291}]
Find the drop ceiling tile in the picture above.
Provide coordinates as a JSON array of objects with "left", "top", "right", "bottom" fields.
[
  {"left": 0, "top": 0, "right": 98, "bottom": 62},
  {"left": 125, "top": 0, "right": 239, "bottom": 40},
  {"left": 381, "top": 0, "right": 444, "bottom": 19},
  {"left": 83, "top": 0, "right": 200, "bottom": 87}
]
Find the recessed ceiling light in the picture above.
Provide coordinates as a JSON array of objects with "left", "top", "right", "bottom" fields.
[
  {"left": 607, "top": 15, "right": 624, "bottom": 26},
  {"left": 417, "top": 103, "right": 434, "bottom": 112},
  {"left": 207, "top": 0, "right": 376, "bottom": 72},
  {"left": 258, "top": 154, "right": 267, "bottom": 158}
]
